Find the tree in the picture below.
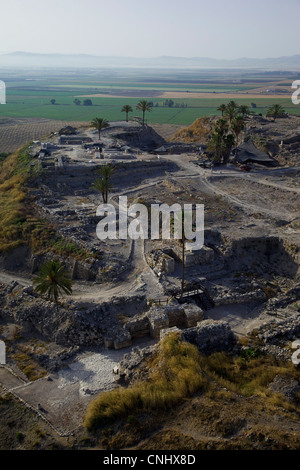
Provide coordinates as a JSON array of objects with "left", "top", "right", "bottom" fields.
[
  {"left": 136, "top": 100, "right": 152, "bottom": 126},
  {"left": 266, "top": 104, "right": 285, "bottom": 122},
  {"left": 231, "top": 115, "right": 245, "bottom": 162},
  {"left": 217, "top": 104, "right": 227, "bottom": 116},
  {"left": 83, "top": 99, "right": 93, "bottom": 106},
  {"left": 223, "top": 133, "right": 235, "bottom": 164},
  {"left": 32, "top": 260, "right": 72, "bottom": 310},
  {"left": 74, "top": 98, "right": 81, "bottom": 105},
  {"left": 98, "top": 164, "right": 114, "bottom": 183},
  {"left": 50, "top": 99, "right": 56, "bottom": 105},
  {"left": 224, "top": 101, "right": 238, "bottom": 123},
  {"left": 92, "top": 164, "right": 114, "bottom": 203},
  {"left": 164, "top": 99, "right": 174, "bottom": 108},
  {"left": 121, "top": 105, "right": 133, "bottom": 122},
  {"left": 207, "top": 132, "right": 224, "bottom": 164},
  {"left": 92, "top": 178, "right": 112, "bottom": 204},
  {"left": 90, "top": 118, "right": 109, "bottom": 140},
  {"left": 239, "top": 105, "right": 250, "bottom": 118},
  {"left": 207, "top": 119, "right": 229, "bottom": 164}
]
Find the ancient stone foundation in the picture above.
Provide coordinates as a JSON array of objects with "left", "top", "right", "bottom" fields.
[
  {"left": 119, "top": 319, "right": 237, "bottom": 381},
  {"left": 182, "top": 319, "right": 237, "bottom": 355},
  {"left": 108, "top": 302, "right": 205, "bottom": 348}
]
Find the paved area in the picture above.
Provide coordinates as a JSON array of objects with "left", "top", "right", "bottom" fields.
[{"left": 0, "top": 337, "right": 157, "bottom": 435}]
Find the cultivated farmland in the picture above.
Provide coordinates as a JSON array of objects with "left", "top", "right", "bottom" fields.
[
  {"left": 0, "top": 117, "right": 88, "bottom": 153},
  {"left": 0, "top": 68, "right": 299, "bottom": 127}
]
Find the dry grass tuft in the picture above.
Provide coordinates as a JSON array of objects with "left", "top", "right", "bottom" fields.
[{"left": 84, "top": 333, "right": 205, "bottom": 431}]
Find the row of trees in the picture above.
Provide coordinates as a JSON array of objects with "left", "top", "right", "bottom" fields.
[{"left": 50, "top": 98, "right": 93, "bottom": 106}]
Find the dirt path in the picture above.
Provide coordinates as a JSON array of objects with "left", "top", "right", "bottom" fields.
[
  {"left": 163, "top": 155, "right": 300, "bottom": 221},
  {"left": 0, "top": 272, "right": 31, "bottom": 287}
]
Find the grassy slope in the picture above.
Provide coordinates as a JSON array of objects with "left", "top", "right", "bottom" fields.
[
  {"left": 0, "top": 147, "right": 92, "bottom": 259},
  {"left": 83, "top": 334, "right": 300, "bottom": 450}
]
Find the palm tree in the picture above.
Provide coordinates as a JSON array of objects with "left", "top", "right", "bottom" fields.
[
  {"left": 32, "top": 260, "right": 72, "bottom": 310},
  {"left": 92, "top": 177, "right": 112, "bottom": 203},
  {"left": 121, "top": 105, "right": 133, "bottom": 122},
  {"left": 98, "top": 163, "right": 114, "bottom": 181},
  {"left": 92, "top": 164, "right": 114, "bottom": 203},
  {"left": 266, "top": 104, "right": 285, "bottom": 122},
  {"left": 223, "top": 133, "right": 235, "bottom": 164},
  {"left": 136, "top": 100, "right": 152, "bottom": 126},
  {"left": 207, "top": 119, "right": 229, "bottom": 164},
  {"left": 90, "top": 118, "right": 109, "bottom": 140},
  {"left": 238, "top": 105, "right": 250, "bottom": 118},
  {"left": 231, "top": 115, "right": 245, "bottom": 162},
  {"left": 224, "top": 101, "right": 238, "bottom": 123},
  {"left": 217, "top": 104, "right": 227, "bottom": 116}
]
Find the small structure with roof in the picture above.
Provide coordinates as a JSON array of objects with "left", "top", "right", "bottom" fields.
[{"left": 235, "top": 139, "right": 278, "bottom": 166}]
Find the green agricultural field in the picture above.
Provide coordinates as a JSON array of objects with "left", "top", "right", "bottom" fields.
[
  {"left": 2, "top": 93, "right": 299, "bottom": 125},
  {"left": 0, "top": 68, "right": 299, "bottom": 125}
]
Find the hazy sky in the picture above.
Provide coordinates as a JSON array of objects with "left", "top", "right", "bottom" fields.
[{"left": 1, "top": 0, "right": 299, "bottom": 59}]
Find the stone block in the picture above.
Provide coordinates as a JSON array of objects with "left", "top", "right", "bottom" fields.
[
  {"left": 183, "top": 304, "right": 204, "bottom": 328},
  {"left": 164, "top": 305, "right": 186, "bottom": 327},
  {"left": 103, "top": 336, "right": 114, "bottom": 349},
  {"left": 113, "top": 330, "right": 132, "bottom": 350},
  {"left": 125, "top": 315, "right": 150, "bottom": 338},
  {"left": 184, "top": 251, "right": 198, "bottom": 267},
  {"left": 147, "top": 308, "right": 169, "bottom": 339},
  {"left": 196, "top": 246, "right": 215, "bottom": 264}
]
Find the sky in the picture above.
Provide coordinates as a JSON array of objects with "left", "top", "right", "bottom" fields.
[{"left": 0, "top": 0, "right": 299, "bottom": 59}]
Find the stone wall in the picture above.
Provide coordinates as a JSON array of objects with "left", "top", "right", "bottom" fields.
[
  {"left": 145, "top": 303, "right": 204, "bottom": 339},
  {"left": 146, "top": 249, "right": 175, "bottom": 274},
  {"left": 213, "top": 289, "right": 267, "bottom": 306},
  {"left": 0, "top": 282, "right": 147, "bottom": 348}
]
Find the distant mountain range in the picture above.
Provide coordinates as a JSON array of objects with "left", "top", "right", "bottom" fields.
[{"left": 1, "top": 51, "right": 300, "bottom": 69}]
